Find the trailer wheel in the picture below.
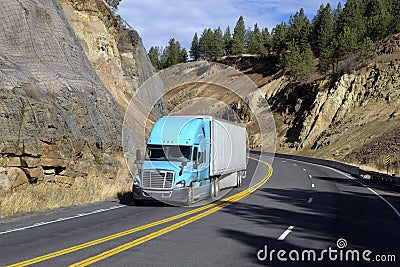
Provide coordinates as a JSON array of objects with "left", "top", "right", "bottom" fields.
[
  {"left": 213, "top": 179, "right": 219, "bottom": 198},
  {"left": 235, "top": 172, "right": 241, "bottom": 188}
]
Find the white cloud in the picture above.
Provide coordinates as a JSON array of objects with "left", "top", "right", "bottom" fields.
[{"left": 118, "top": 0, "right": 345, "bottom": 51}]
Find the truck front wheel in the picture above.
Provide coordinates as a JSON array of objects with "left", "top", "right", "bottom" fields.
[
  {"left": 134, "top": 199, "right": 144, "bottom": 206},
  {"left": 209, "top": 179, "right": 215, "bottom": 198},
  {"left": 186, "top": 187, "right": 193, "bottom": 206}
]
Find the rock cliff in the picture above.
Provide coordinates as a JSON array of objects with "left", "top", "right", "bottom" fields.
[
  {"left": 60, "top": 0, "right": 155, "bottom": 111},
  {"left": 0, "top": 0, "right": 156, "bottom": 194}
]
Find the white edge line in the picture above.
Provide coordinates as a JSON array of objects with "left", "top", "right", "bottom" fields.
[
  {"left": 335, "top": 169, "right": 400, "bottom": 219},
  {"left": 0, "top": 205, "right": 125, "bottom": 235},
  {"left": 285, "top": 158, "right": 400, "bottom": 220},
  {"left": 278, "top": 226, "right": 294, "bottom": 240}
]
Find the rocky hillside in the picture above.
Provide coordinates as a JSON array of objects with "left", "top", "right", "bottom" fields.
[
  {"left": 218, "top": 34, "right": 400, "bottom": 174},
  {"left": 60, "top": 0, "right": 155, "bottom": 112},
  {"left": 0, "top": 0, "right": 155, "bottom": 194}
]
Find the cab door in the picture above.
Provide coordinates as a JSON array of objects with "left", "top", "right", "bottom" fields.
[{"left": 197, "top": 126, "right": 210, "bottom": 181}]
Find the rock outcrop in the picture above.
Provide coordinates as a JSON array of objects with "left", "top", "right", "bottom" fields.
[
  {"left": 263, "top": 50, "right": 400, "bottom": 172},
  {"left": 0, "top": 0, "right": 155, "bottom": 192},
  {"left": 60, "top": 0, "right": 156, "bottom": 112}
]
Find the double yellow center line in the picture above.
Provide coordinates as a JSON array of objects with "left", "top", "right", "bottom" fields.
[{"left": 7, "top": 156, "right": 273, "bottom": 267}]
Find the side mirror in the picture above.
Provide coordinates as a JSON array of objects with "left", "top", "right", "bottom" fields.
[
  {"left": 179, "top": 161, "right": 187, "bottom": 176},
  {"left": 134, "top": 149, "right": 142, "bottom": 164},
  {"left": 198, "top": 152, "right": 205, "bottom": 163}
]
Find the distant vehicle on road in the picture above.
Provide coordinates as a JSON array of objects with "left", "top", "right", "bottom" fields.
[{"left": 133, "top": 116, "right": 247, "bottom": 205}]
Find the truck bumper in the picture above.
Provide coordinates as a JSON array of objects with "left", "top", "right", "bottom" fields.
[{"left": 133, "top": 186, "right": 189, "bottom": 204}]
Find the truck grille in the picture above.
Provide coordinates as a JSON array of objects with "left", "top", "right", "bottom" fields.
[{"left": 142, "top": 170, "right": 175, "bottom": 189}]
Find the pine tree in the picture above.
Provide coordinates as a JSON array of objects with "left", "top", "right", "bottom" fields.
[
  {"left": 223, "top": 26, "right": 232, "bottom": 55},
  {"left": 333, "top": 2, "right": 343, "bottom": 27},
  {"left": 247, "top": 24, "right": 264, "bottom": 55},
  {"left": 288, "top": 8, "right": 311, "bottom": 51},
  {"left": 180, "top": 48, "right": 188, "bottom": 63},
  {"left": 199, "top": 28, "right": 214, "bottom": 59},
  {"left": 271, "top": 22, "right": 288, "bottom": 56},
  {"left": 232, "top": 16, "right": 246, "bottom": 55},
  {"left": 389, "top": 0, "right": 400, "bottom": 33},
  {"left": 365, "top": 0, "right": 391, "bottom": 40},
  {"left": 148, "top": 46, "right": 161, "bottom": 70},
  {"left": 337, "top": 26, "right": 359, "bottom": 59},
  {"left": 338, "top": 0, "right": 367, "bottom": 44},
  {"left": 280, "top": 41, "right": 301, "bottom": 72},
  {"left": 280, "top": 41, "right": 313, "bottom": 78},
  {"left": 160, "top": 38, "right": 185, "bottom": 68},
  {"left": 301, "top": 43, "right": 314, "bottom": 76},
  {"left": 212, "top": 27, "right": 224, "bottom": 59},
  {"left": 329, "top": 2, "right": 343, "bottom": 69},
  {"left": 190, "top": 33, "right": 200, "bottom": 60},
  {"left": 311, "top": 4, "right": 325, "bottom": 55},
  {"left": 314, "top": 4, "right": 335, "bottom": 73},
  {"left": 261, "top": 28, "right": 272, "bottom": 56}
]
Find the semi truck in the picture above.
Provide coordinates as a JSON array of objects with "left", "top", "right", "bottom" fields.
[{"left": 132, "top": 115, "right": 247, "bottom": 205}]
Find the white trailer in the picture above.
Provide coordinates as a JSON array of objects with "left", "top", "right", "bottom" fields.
[{"left": 210, "top": 117, "right": 247, "bottom": 189}]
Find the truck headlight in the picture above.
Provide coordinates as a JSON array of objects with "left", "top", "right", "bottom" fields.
[{"left": 175, "top": 180, "right": 185, "bottom": 188}]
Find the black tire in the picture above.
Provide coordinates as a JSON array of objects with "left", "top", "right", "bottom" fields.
[
  {"left": 209, "top": 179, "right": 215, "bottom": 198},
  {"left": 213, "top": 179, "right": 219, "bottom": 198},
  {"left": 236, "top": 172, "right": 242, "bottom": 188},
  {"left": 134, "top": 199, "right": 144, "bottom": 206},
  {"left": 186, "top": 187, "right": 193, "bottom": 206}
]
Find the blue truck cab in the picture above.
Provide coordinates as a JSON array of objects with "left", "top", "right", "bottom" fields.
[
  {"left": 133, "top": 115, "right": 247, "bottom": 205},
  {"left": 133, "top": 116, "right": 212, "bottom": 205}
]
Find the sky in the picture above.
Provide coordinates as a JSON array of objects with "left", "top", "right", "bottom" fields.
[{"left": 118, "top": 0, "right": 346, "bottom": 52}]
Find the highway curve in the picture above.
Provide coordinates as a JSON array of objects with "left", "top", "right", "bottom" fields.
[{"left": 0, "top": 153, "right": 399, "bottom": 266}]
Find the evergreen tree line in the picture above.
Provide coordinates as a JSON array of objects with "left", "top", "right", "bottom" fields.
[
  {"left": 148, "top": 39, "right": 187, "bottom": 70},
  {"left": 148, "top": 0, "right": 400, "bottom": 76}
]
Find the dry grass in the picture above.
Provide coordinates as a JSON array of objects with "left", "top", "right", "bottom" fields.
[{"left": 0, "top": 172, "right": 132, "bottom": 219}]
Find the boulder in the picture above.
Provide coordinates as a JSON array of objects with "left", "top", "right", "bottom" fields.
[
  {"left": 0, "top": 172, "right": 12, "bottom": 191},
  {"left": 40, "top": 157, "right": 65, "bottom": 167},
  {"left": 7, "top": 157, "right": 22, "bottom": 167},
  {"left": 22, "top": 167, "right": 44, "bottom": 182},
  {"left": 21, "top": 157, "right": 41, "bottom": 168},
  {"left": 7, "top": 167, "right": 29, "bottom": 187}
]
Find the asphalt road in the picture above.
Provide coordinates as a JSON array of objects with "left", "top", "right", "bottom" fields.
[{"left": 1, "top": 153, "right": 399, "bottom": 266}]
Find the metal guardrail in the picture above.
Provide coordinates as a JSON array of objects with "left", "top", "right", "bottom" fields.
[{"left": 250, "top": 150, "right": 400, "bottom": 185}]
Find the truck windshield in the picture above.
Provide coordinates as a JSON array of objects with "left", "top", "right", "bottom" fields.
[{"left": 146, "top": 145, "right": 192, "bottom": 162}]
